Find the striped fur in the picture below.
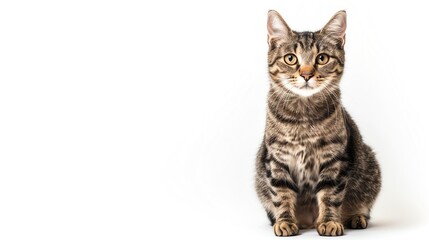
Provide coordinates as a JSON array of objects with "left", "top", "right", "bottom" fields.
[{"left": 255, "top": 10, "right": 381, "bottom": 237}]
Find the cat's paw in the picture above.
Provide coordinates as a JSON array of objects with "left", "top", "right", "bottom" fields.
[
  {"left": 273, "top": 220, "right": 299, "bottom": 237},
  {"left": 317, "top": 221, "right": 344, "bottom": 236},
  {"left": 348, "top": 215, "right": 368, "bottom": 229}
]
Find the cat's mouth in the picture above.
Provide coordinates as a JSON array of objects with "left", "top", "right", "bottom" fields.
[{"left": 298, "top": 84, "right": 314, "bottom": 90}]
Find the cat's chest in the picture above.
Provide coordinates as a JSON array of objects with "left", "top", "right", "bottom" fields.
[
  {"left": 268, "top": 140, "right": 320, "bottom": 186},
  {"left": 289, "top": 148, "right": 319, "bottom": 187}
]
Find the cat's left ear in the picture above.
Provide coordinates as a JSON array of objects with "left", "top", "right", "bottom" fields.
[{"left": 321, "top": 10, "right": 347, "bottom": 47}]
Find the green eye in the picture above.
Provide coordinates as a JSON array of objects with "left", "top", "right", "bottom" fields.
[
  {"left": 316, "top": 54, "right": 329, "bottom": 65},
  {"left": 284, "top": 54, "right": 297, "bottom": 65}
]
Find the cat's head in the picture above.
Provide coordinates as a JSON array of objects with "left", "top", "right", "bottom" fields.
[{"left": 267, "top": 10, "right": 346, "bottom": 97}]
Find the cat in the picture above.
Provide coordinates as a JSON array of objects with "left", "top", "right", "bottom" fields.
[{"left": 255, "top": 10, "right": 381, "bottom": 236}]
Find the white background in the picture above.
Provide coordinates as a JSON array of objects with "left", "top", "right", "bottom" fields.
[{"left": 1, "top": 0, "right": 428, "bottom": 239}]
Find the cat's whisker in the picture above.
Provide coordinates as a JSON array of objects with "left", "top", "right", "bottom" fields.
[
  {"left": 320, "top": 90, "right": 330, "bottom": 120},
  {"left": 323, "top": 86, "right": 342, "bottom": 134}
]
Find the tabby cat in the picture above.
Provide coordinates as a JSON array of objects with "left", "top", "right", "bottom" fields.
[{"left": 255, "top": 10, "right": 381, "bottom": 236}]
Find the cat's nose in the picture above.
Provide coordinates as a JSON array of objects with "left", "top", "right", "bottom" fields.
[{"left": 300, "top": 65, "right": 315, "bottom": 81}]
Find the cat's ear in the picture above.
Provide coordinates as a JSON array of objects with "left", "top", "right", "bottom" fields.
[
  {"left": 321, "top": 10, "right": 347, "bottom": 47},
  {"left": 267, "top": 10, "right": 293, "bottom": 48}
]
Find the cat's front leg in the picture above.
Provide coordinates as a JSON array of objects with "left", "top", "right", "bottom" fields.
[
  {"left": 268, "top": 157, "right": 300, "bottom": 236},
  {"left": 315, "top": 159, "right": 348, "bottom": 236}
]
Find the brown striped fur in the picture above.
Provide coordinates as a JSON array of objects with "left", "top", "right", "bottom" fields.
[{"left": 255, "top": 10, "right": 381, "bottom": 237}]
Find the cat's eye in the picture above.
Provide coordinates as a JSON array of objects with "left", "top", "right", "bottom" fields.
[
  {"left": 316, "top": 54, "right": 330, "bottom": 65},
  {"left": 284, "top": 54, "right": 298, "bottom": 65}
]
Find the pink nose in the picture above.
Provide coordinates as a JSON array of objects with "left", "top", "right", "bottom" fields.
[{"left": 300, "top": 66, "right": 315, "bottom": 81}]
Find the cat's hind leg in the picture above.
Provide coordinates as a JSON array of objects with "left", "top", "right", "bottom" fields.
[
  {"left": 342, "top": 205, "right": 370, "bottom": 229},
  {"left": 346, "top": 215, "right": 368, "bottom": 229}
]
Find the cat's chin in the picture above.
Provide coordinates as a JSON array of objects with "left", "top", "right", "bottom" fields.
[{"left": 286, "top": 85, "right": 322, "bottom": 97}]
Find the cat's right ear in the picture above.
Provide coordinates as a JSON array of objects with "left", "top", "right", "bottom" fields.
[{"left": 267, "top": 10, "right": 292, "bottom": 49}]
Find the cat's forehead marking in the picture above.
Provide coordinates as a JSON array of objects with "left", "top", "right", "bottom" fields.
[
  {"left": 295, "top": 33, "right": 318, "bottom": 65},
  {"left": 296, "top": 32, "right": 315, "bottom": 51}
]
